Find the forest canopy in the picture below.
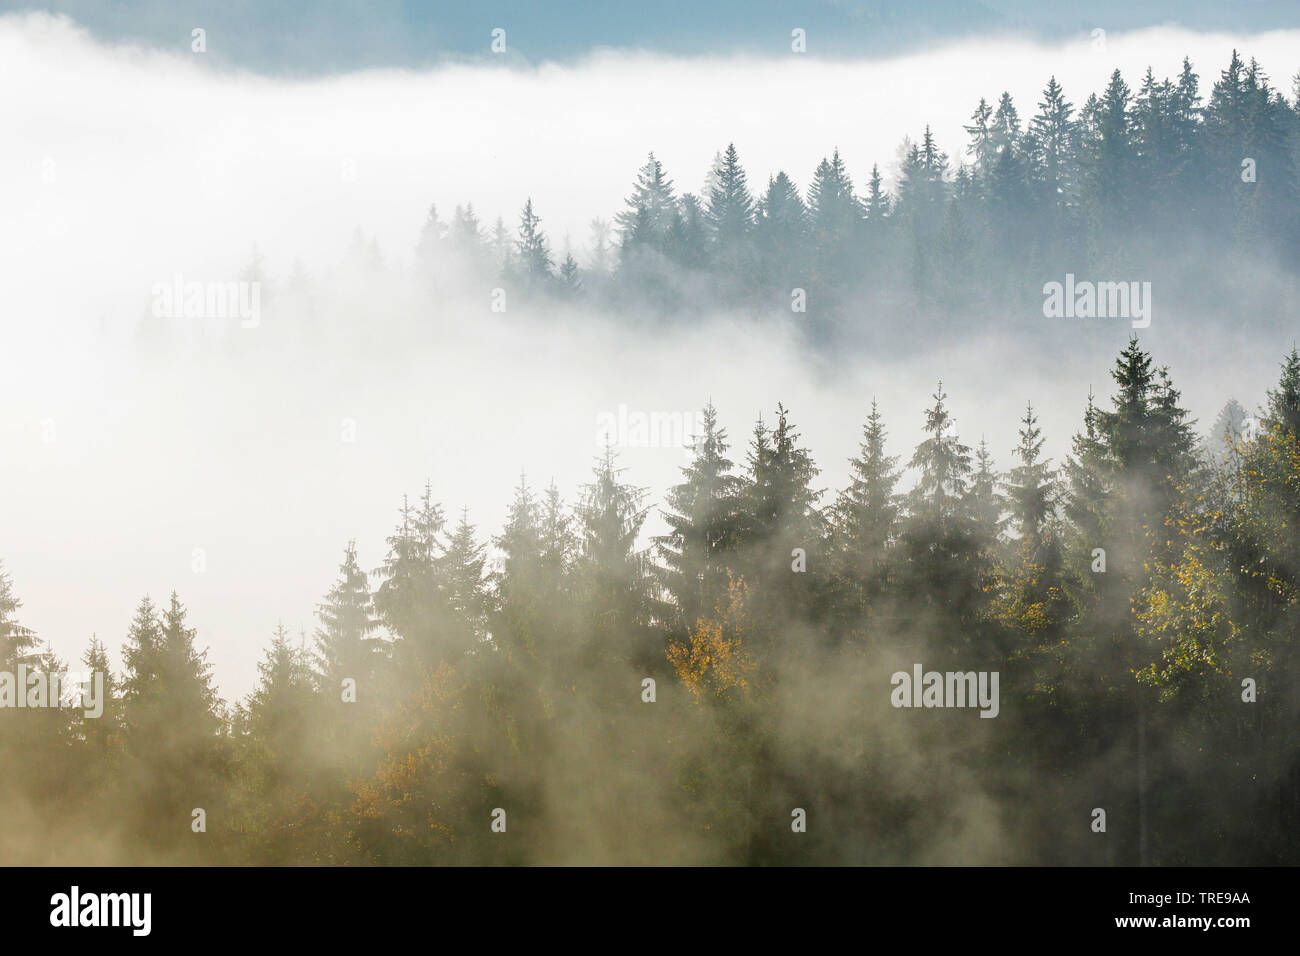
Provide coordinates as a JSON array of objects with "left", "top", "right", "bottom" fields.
[{"left": 3, "top": 340, "right": 1298, "bottom": 865}]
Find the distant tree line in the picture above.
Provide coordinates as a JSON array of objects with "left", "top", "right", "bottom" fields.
[{"left": 407, "top": 50, "right": 1300, "bottom": 343}]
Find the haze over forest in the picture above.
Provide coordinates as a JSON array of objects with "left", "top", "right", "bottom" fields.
[
  {"left": 1, "top": 10, "right": 1298, "bottom": 865},
  {"left": 2, "top": 14, "right": 1295, "bottom": 696}
]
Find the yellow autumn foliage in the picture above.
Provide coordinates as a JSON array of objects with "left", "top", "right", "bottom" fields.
[{"left": 667, "top": 575, "right": 756, "bottom": 701}]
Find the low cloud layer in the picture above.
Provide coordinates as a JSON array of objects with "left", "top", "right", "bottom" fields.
[{"left": 0, "top": 13, "right": 1294, "bottom": 698}]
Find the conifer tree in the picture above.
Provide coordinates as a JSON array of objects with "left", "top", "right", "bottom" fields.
[
  {"left": 1081, "top": 70, "right": 1136, "bottom": 242},
  {"left": 587, "top": 217, "right": 614, "bottom": 276},
  {"left": 443, "top": 508, "right": 490, "bottom": 649},
  {"left": 156, "top": 592, "right": 221, "bottom": 739},
  {"left": 992, "top": 92, "right": 1023, "bottom": 156},
  {"left": 374, "top": 484, "right": 451, "bottom": 666},
  {"left": 230, "top": 622, "right": 317, "bottom": 864},
  {"left": 862, "top": 163, "right": 891, "bottom": 221},
  {"left": 807, "top": 149, "right": 861, "bottom": 283},
  {"left": 76, "top": 635, "right": 120, "bottom": 759},
  {"left": 992, "top": 406, "right": 1073, "bottom": 669},
  {"left": 315, "top": 541, "right": 383, "bottom": 695},
  {"left": 654, "top": 402, "right": 743, "bottom": 632},
  {"left": 898, "top": 384, "right": 990, "bottom": 640},
  {"left": 907, "top": 382, "right": 973, "bottom": 525},
  {"left": 119, "top": 592, "right": 223, "bottom": 861},
  {"left": 120, "top": 596, "right": 163, "bottom": 710},
  {"left": 963, "top": 98, "right": 997, "bottom": 180},
  {"left": 247, "top": 622, "right": 315, "bottom": 772},
  {"left": 736, "top": 404, "right": 824, "bottom": 634},
  {"left": 492, "top": 474, "right": 545, "bottom": 661},
  {"left": 0, "top": 562, "right": 37, "bottom": 669},
  {"left": 828, "top": 401, "right": 901, "bottom": 639},
  {"left": 490, "top": 216, "right": 515, "bottom": 278},
  {"left": 1006, "top": 403, "right": 1056, "bottom": 544},
  {"left": 706, "top": 143, "right": 756, "bottom": 277},
  {"left": 1092, "top": 339, "right": 1199, "bottom": 539},
  {"left": 894, "top": 128, "right": 950, "bottom": 258},
  {"left": 968, "top": 437, "right": 1006, "bottom": 547},
  {"left": 835, "top": 401, "right": 901, "bottom": 560},
  {"left": 1064, "top": 391, "right": 1111, "bottom": 555},
  {"left": 755, "top": 172, "right": 809, "bottom": 289},
  {"left": 540, "top": 481, "right": 578, "bottom": 587},
  {"left": 415, "top": 203, "right": 447, "bottom": 276},
  {"left": 516, "top": 198, "right": 554, "bottom": 287},
  {"left": 558, "top": 253, "right": 583, "bottom": 296},
  {"left": 616, "top": 152, "right": 677, "bottom": 245},
  {"left": 1262, "top": 347, "right": 1300, "bottom": 438},
  {"left": 665, "top": 193, "right": 710, "bottom": 268},
  {"left": 576, "top": 446, "right": 656, "bottom": 670},
  {"left": 1026, "top": 76, "right": 1080, "bottom": 233},
  {"left": 1065, "top": 343, "right": 1199, "bottom": 719},
  {"left": 445, "top": 203, "right": 490, "bottom": 278},
  {"left": 496, "top": 475, "right": 542, "bottom": 600}
]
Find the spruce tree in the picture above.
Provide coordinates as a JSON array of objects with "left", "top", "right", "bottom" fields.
[
  {"left": 496, "top": 475, "right": 543, "bottom": 600},
  {"left": 1006, "top": 402, "right": 1056, "bottom": 544},
  {"left": 444, "top": 203, "right": 489, "bottom": 280},
  {"left": 492, "top": 474, "right": 545, "bottom": 661},
  {"left": 665, "top": 193, "right": 710, "bottom": 267},
  {"left": 76, "top": 635, "right": 120, "bottom": 758},
  {"left": 558, "top": 254, "right": 583, "bottom": 296},
  {"left": 968, "top": 437, "right": 1006, "bottom": 548},
  {"left": 898, "top": 384, "right": 990, "bottom": 641},
  {"left": 1026, "top": 76, "right": 1080, "bottom": 237},
  {"left": 807, "top": 149, "right": 861, "bottom": 287},
  {"left": 834, "top": 400, "right": 901, "bottom": 560},
  {"left": 963, "top": 98, "right": 997, "bottom": 180},
  {"left": 315, "top": 541, "right": 383, "bottom": 696},
  {"left": 755, "top": 172, "right": 810, "bottom": 291},
  {"left": 1092, "top": 339, "right": 1199, "bottom": 537},
  {"left": 120, "top": 596, "right": 163, "bottom": 710},
  {"left": 156, "top": 592, "right": 220, "bottom": 740},
  {"left": 862, "top": 163, "right": 891, "bottom": 221},
  {"left": 706, "top": 143, "right": 756, "bottom": 278},
  {"left": 118, "top": 592, "right": 223, "bottom": 861},
  {"left": 736, "top": 404, "right": 824, "bottom": 634},
  {"left": 247, "top": 622, "right": 315, "bottom": 774},
  {"left": 442, "top": 508, "right": 490, "bottom": 651},
  {"left": 541, "top": 481, "right": 578, "bottom": 586},
  {"left": 828, "top": 401, "right": 901, "bottom": 639},
  {"left": 576, "top": 446, "right": 656, "bottom": 670},
  {"left": 615, "top": 152, "right": 677, "bottom": 245},
  {"left": 1262, "top": 347, "right": 1300, "bottom": 438},
  {"left": 992, "top": 92, "right": 1023, "bottom": 156},
  {"left": 491, "top": 216, "right": 515, "bottom": 279},
  {"left": 0, "top": 562, "right": 37, "bottom": 669},
  {"left": 907, "top": 382, "right": 972, "bottom": 525},
  {"left": 415, "top": 203, "right": 447, "bottom": 276},
  {"left": 654, "top": 402, "right": 743, "bottom": 633},
  {"left": 1081, "top": 70, "right": 1136, "bottom": 243},
  {"left": 374, "top": 483, "right": 449, "bottom": 666},
  {"left": 516, "top": 198, "right": 554, "bottom": 287}
]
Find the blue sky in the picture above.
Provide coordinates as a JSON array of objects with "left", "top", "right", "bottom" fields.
[{"left": 6, "top": 0, "right": 1299, "bottom": 73}]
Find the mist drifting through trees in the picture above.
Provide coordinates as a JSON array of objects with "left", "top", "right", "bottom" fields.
[{"left": 2, "top": 16, "right": 1300, "bottom": 867}]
